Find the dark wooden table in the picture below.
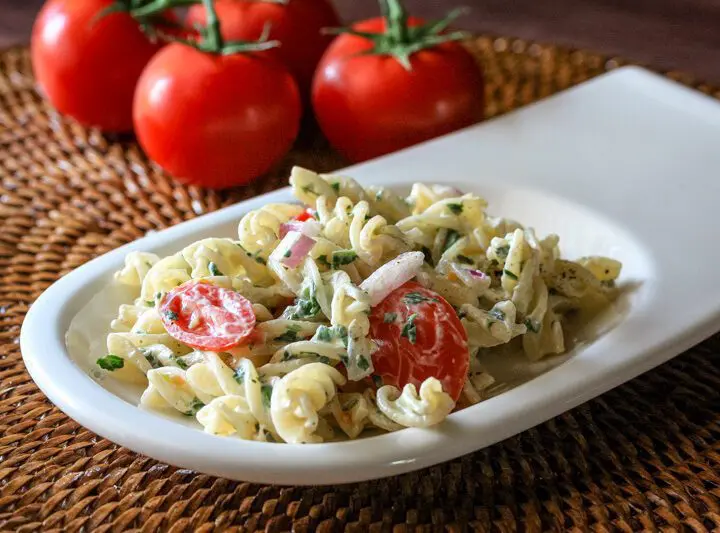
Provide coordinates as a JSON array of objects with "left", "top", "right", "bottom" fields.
[{"left": 3, "top": 0, "right": 720, "bottom": 83}]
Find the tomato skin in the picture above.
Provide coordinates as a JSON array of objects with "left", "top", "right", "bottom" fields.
[
  {"left": 133, "top": 44, "right": 301, "bottom": 189},
  {"left": 186, "top": 0, "right": 339, "bottom": 99},
  {"left": 31, "top": 0, "right": 165, "bottom": 132},
  {"left": 312, "top": 17, "right": 485, "bottom": 163},
  {"left": 369, "top": 282, "right": 469, "bottom": 401},
  {"left": 160, "top": 280, "right": 256, "bottom": 352}
]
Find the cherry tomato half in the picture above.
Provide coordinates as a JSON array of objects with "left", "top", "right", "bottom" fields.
[
  {"left": 31, "top": 0, "right": 167, "bottom": 132},
  {"left": 369, "top": 282, "right": 469, "bottom": 401},
  {"left": 160, "top": 280, "right": 256, "bottom": 352}
]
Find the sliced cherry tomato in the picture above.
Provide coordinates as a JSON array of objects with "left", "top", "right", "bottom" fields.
[
  {"left": 369, "top": 282, "right": 469, "bottom": 401},
  {"left": 294, "top": 208, "right": 316, "bottom": 222},
  {"left": 159, "top": 280, "right": 256, "bottom": 351}
]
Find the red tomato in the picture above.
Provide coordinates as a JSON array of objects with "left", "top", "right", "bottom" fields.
[
  {"left": 186, "top": 0, "right": 340, "bottom": 98},
  {"left": 369, "top": 282, "right": 469, "bottom": 401},
  {"left": 294, "top": 208, "right": 316, "bottom": 222},
  {"left": 133, "top": 43, "right": 301, "bottom": 189},
  {"left": 160, "top": 280, "right": 256, "bottom": 351},
  {"left": 312, "top": 17, "right": 485, "bottom": 163},
  {"left": 31, "top": 0, "right": 167, "bottom": 132}
]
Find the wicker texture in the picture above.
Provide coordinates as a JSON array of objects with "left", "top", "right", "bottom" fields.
[{"left": 2, "top": 37, "right": 720, "bottom": 532}]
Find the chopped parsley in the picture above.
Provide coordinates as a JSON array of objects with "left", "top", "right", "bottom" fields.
[
  {"left": 442, "top": 229, "right": 461, "bottom": 253},
  {"left": 331, "top": 249, "right": 358, "bottom": 267},
  {"left": 524, "top": 318, "right": 541, "bottom": 334},
  {"left": 447, "top": 202, "right": 463, "bottom": 215},
  {"left": 233, "top": 367, "right": 245, "bottom": 385},
  {"left": 357, "top": 355, "right": 370, "bottom": 371},
  {"left": 184, "top": 398, "right": 205, "bottom": 416},
  {"left": 141, "top": 349, "right": 161, "bottom": 369},
  {"left": 375, "top": 189, "right": 383, "bottom": 201},
  {"left": 318, "top": 356, "right": 331, "bottom": 365},
  {"left": 330, "top": 182, "right": 340, "bottom": 192},
  {"left": 261, "top": 384, "right": 273, "bottom": 408},
  {"left": 383, "top": 312, "right": 398, "bottom": 323},
  {"left": 421, "top": 246, "right": 434, "bottom": 266},
  {"left": 164, "top": 310, "right": 179, "bottom": 321},
  {"left": 401, "top": 313, "right": 418, "bottom": 344},
  {"left": 255, "top": 256, "right": 267, "bottom": 265},
  {"left": 316, "top": 255, "right": 331, "bottom": 268},
  {"left": 289, "top": 283, "right": 321, "bottom": 320},
  {"left": 372, "top": 375, "right": 383, "bottom": 388},
  {"left": 144, "top": 300, "right": 154, "bottom": 307},
  {"left": 97, "top": 354, "right": 124, "bottom": 371},
  {"left": 208, "top": 262, "right": 223, "bottom": 276},
  {"left": 495, "top": 245, "right": 510, "bottom": 259},
  {"left": 456, "top": 254, "right": 474, "bottom": 265},
  {"left": 503, "top": 269, "right": 518, "bottom": 280},
  {"left": 274, "top": 324, "right": 302, "bottom": 343},
  {"left": 403, "top": 292, "right": 438, "bottom": 305},
  {"left": 283, "top": 249, "right": 292, "bottom": 258},
  {"left": 281, "top": 350, "right": 295, "bottom": 361},
  {"left": 488, "top": 308, "right": 506, "bottom": 321},
  {"left": 314, "top": 325, "right": 348, "bottom": 347},
  {"left": 171, "top": 355, "right": 188, "bottom": 370}
]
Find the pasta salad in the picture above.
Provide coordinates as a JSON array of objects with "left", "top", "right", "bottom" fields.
[{"left": 97, "top": 167, "right": 622, "bottom": 444}]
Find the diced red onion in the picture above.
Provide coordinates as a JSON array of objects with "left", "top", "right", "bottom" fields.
[
  {"left": 275, "top": 231, "right": 315, "bottom": 269},
  {"left": 279, "top": 219, "right": 321, "bottom": 239},
  {"left": 467, "top": 269, "right": 487, "bottom": 279},
  {"left": 360, "top": 251, "right": 425, "bottom": 306}
]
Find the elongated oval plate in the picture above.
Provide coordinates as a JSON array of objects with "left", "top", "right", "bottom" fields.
[{"left": 21, "top": 67, "right": 720, "bottom": 485}]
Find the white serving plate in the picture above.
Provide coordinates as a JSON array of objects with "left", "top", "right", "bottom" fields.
[{"left": 21, "top": 66, "right": 720, "bottom": 485}]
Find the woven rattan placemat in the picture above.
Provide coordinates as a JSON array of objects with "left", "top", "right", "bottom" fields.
[{"left": 2, "top": 37, "right": 720, "bottom": 532}]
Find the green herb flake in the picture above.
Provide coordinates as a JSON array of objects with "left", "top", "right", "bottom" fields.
[
  {"left": 401, "top": 313, "right": 418, "bottom": 344},
  {"left": 318, "top": 356, "right": 331, "bottom": 365},
  {"left": 357, "top": 355, "right": 370, "bottom": 371},
  {"left": 184, "top": 398, "right": 205, "bottom": 416},
  {"left": 496, "top": 245, "right": 510, "bottom": 258},
  {"left": 171, "top": 355, "right": 188, "bottom": 370},
  {"left": 315, "top": 326, "right": 332, "bottom": 342},
  {"left": 447, "top": 202, "right": 463, "bottom": 215},
  {"left": 283, "top": 249, "right": 292, "bottom": 258},
  {"left": 233, "top": 367, "right": 245, "bottom": 385},
  {"left": 503, "top": 269, "right": 518, "bottom": 280},
  {"left": 301, "top": 185, "right": 318, "bottom": 196},
  {"left": 164, "top": 310, "right": 179, "bottom": 321},
  {"left": 261, "top": 384, "right": 273, "bottom": 408},
  {"left": 274, "top": 324, "right": 302, "bottom": 343},
  {"left": 383, "top": 312, "right": 398, "bottom": 323},
  {"left": 456, "top": 254, "right": 474, "bottom": 265},
  {"left": 317, "top": 255, "right": 331, "bottom": 268},
  {"left": 372, "top": 375, "right": 383, "bottom": 388},
  {"left": 255, "top": 256, "right": 267, "bottom": 265},
  {"left": 375, "top": 190, "right": 383, "bottom": 201},
  {"left": 145, "top": 300, "right": 155, "bottom": 307},
  {"left": 330, "top": 182, "right": 340, "bottom": 192},
  {"left": 331, "top": 249, "right": 358, "bottom": 266},
  {"left": 97, "top": 354, "right": 124, "bottom": 371},
  {"left": 524, "top": 318, "right": 541, "bottom": 334},
  {"left": 208, "top": 262, "right": 223, "bottom": 276},
  {"left": 403, "top": 292, "right": 437, "bottom": 305},
  {"left": 442, "top": 229, "right": 461, "bottom": 253}
]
